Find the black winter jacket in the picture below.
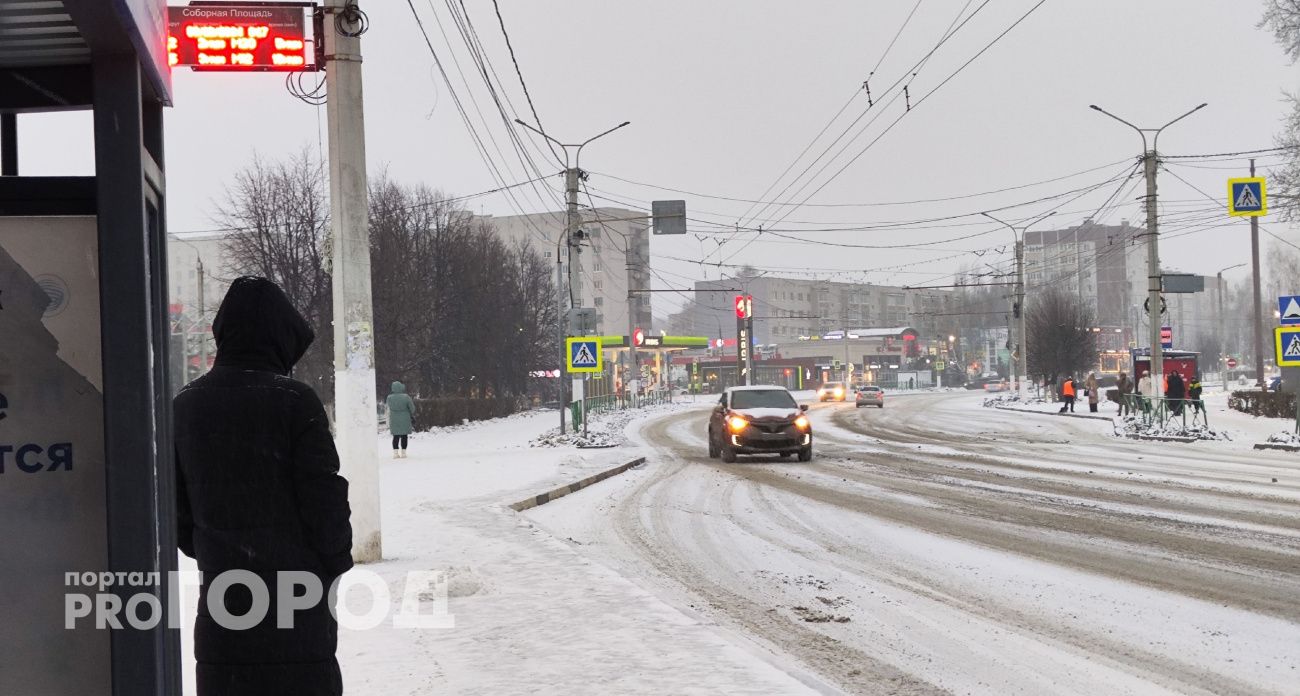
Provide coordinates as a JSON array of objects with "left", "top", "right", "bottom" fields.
[
  {"left": 175, "top": 277, "right": 352, "bottom": 696},
  {"left": 1167, "top": 373, "right": 1187, "bottom": 400}
]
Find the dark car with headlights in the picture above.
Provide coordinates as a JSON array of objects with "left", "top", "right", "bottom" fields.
[{"left": 708, "top": 386, "right": 812, "bottom": 462}]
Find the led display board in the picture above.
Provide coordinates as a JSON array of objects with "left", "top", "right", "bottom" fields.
[{"left": 167, "top": 4, "right": 316, "bottom": 71}]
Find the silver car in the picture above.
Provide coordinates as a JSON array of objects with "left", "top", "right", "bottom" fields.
[{"left": 855, "top": 385, "right": 885, "bottom": 408}]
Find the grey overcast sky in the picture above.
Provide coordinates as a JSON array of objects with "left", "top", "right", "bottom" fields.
[{"left": 16, "top": 1, "right": 1300, "bottom": 319}]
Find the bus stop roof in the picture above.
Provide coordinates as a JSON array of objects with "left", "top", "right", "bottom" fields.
[{"left": 0, "top": 0, "right": 171, "bottom": 108}]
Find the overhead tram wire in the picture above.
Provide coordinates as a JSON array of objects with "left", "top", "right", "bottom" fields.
[
  {"left": 584, "top": 159, "right": 1138, "bottom": 228},
  {"left": 586, "top": 156, "right": 1132, "bottom": 210},
  {"left": 447, "top": 0, "right": 567, "bottom": 194},
  {"left": 489, "top": 0, "right": 563, "bottom": 168},
  {"left": 718, "top": 0, "right": 1050, "bottom": 266},
  {"left": 403, "top": 0, "right": 558, "bottom": 245},
  {"left": 1160, "top": 165, "right": 1300, "bottom": 255},
  {"left": 730, "top": 0, "right": 929, "bottom": 226},
  {"left": 733, "top": 0, "right": 986, "bottom": 234},
  {"left": 705, "top": 0, "right": 987, "bottom": 263},
  {"left": 423, "top": 0, "right": 551, "bottom": 211},
  {"left": 438, "top": 0, "right": 568, "bottom": 218},
  {"left": 583, "top": 161, "right": 1138, "bottom": 238},
  {"left": 750, "top": 0, "right": 1051, "bottom": 231}
]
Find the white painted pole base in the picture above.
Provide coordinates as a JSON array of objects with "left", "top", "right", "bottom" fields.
[{"left": 336, "top": 366, "right": 382, "bottom": 563}]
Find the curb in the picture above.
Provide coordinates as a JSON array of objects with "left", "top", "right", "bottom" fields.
[
  {"left": 1124, "top": 434, "right": 1198, "bottom": 443},
  {"left": 993, "top": 405, "right": 1115, "bottom": 422},
  {"left": 1254, "top": 443, "right": 1300, "bottom": 452},
  {"left": 509, "top": 457, "right": 647, "bottom": 512}
]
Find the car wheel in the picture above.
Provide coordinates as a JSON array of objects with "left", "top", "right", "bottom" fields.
[
  {"left": 707, "top": 429, "right": 720, "bottom": 458},
  {"left": 878, "top": 403, "right": 885, "bottom": 409},
  {"left": 721, "top": 444, "right": 738, "bottom": 463},
  {"left": 797, "top": 445, "right": 812, "bottom": 462}
]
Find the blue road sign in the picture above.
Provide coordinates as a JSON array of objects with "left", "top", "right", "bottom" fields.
[
  {"left": 1280, "top": 296, "right": 1300, "bottom": 326},
  {"left": 1277, "top": 327, "right": 1300, "bottom": 367},
  {"left": 1228, "top": 177, "right": 1266, "bottom": 217},
  {"left": 566, "top": 337, "right": 603, "bottom": 373}
]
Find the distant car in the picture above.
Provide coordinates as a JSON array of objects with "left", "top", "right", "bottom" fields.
[
  {"left": 855, "top": 385, "right": 884, "bottom": 408},
  {"left": 708, "top": 386, "right": 812, "bottom": 463},
  {"left": 965, "top": 376, "right": 1002, "bottom": 390},
  {"left": 817, "top": 382, "right": 848, "bottom": 402}
]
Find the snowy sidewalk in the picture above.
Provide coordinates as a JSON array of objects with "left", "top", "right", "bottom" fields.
[{"left": 334, "top": 407, "right": 816, "bottom": 695}]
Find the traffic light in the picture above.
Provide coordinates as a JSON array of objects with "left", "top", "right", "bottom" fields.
[{"left": 734, "top": 294, "right": 753, "bottom": 318}]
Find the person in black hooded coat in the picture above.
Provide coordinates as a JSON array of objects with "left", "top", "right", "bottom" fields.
[{"left": 174, "top": 277, "right": 353, "bottom": 696}]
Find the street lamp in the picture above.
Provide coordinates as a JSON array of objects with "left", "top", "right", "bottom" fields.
[
  {"left": 512, "top": 118, "right": 630, "bottom": 433},
  {"left": 1089, "top": 102, "right": 1207, "bottom": 399},
  {"left": 981, "top": 210, "right": 1055, "bottom": 400}
]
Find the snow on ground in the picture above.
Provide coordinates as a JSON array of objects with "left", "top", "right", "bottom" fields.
[
  {"left": 526, "top": 392, "right": 1300, "bottom": 695},
  {"left": 180, "top": 403, "right": 821, "bottom": 695},
  {"left": 983, "top": 386, "right": 1300, "bottom": 448}
]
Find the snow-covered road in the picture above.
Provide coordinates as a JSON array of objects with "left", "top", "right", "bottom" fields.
[{"left": 526, "top": 392, "right": 1300, "bottom": 695}]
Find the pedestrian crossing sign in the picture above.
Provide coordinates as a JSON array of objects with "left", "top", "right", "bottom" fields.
[
  {"left": 1227, "top": 177, "right": 1266, "bottom": 217},
  {"left": 1274, "top": 327, "right": 1300, "bottom": 367},
  {"left": 566, "top": 337, "right": 603, "bottom": 373}
]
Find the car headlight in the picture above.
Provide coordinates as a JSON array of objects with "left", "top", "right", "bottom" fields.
[
  {"left": 727, "top": 415, "right": 749, "bottom": 433},
  {"left": 794, "top": 415, "right": 810, "bottom": 430}
]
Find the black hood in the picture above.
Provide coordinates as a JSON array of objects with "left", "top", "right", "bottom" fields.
[{"left": 212, "top": 277, "right": 315, "bottom": 375}]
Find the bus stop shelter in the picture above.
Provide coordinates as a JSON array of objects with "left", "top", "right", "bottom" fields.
[{"left": 1, "top": 1, "right": 177, "bottom": 694}]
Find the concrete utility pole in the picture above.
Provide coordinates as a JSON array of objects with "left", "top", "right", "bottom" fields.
[
  {"left": 516, "top": 118, "right": 630, "bottom": 422},
  {"left": 326, "top": 0, "right": 382, "bottom": 563},
  {"left": 197, "top": 257, "right": 207, "bottom": 376},
  {"left": 1218, "top": 263, "right": 1246, "bottom": 391},
  {"left": 627, "top": 244, "right": 640, "bottom": 407},
  {"left": 1249, "top": 158, "right": 1265, "bottom": 390},
  {"left": 982, "top": 211, "right": 1054, "bottom": 401},
  {"left": 1090, "top": 103, "right": 1206, "bottom": 399},
  {"left": 554, "top": 232, "right": 567, "bottom": 431}
]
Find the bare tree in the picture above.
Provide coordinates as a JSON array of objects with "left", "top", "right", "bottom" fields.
[
  {"left": 1262, "top": 2, "right": 1300, "bottom": 220},
  {"left": 1261, "top": 0, "right": 1300, "bottom": 60},
  {"left": 1026, "top": 287, "right": 1099, "bottom": 387},
  {"left": 366, "top": 179, "right": 556, "bottom": 402},
  {"left": 217, "top": 150, "right": 333, "bottom": 396}
]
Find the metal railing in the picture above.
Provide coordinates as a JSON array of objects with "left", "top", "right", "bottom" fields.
[
  {"left": 1120, "top": 394, "right": 1209, "bottom": 430},
  {"left": 569, "top": 389, "right": 675, "bottom": 430}
]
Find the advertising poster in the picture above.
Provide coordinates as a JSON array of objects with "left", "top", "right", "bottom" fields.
[{"left": 0, "top": 217, "right": 110, "bottom": 693}]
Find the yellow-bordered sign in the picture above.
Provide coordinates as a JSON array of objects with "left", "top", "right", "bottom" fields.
[
  {"left": 566, "top": 336, "right": 603, "bottom": 373},
  {"left": 1275, "top": 326, "right": 1300, "bottom": 367},
  {"left": 1227, "top": 177, "right": 1266, "bottom": 217}
]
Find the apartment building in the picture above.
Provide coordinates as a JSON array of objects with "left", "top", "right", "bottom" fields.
[{"left": 486, "top": 207, "right": 653, "bottom": 337}]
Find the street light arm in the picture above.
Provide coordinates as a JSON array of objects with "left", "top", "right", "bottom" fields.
[
  {"left": 576, "top": 121, "right": 631, "bottom": 167},
  {"left": 1024, "top": 210, "right": 1056, "bottom": 231},
  {"left": 1089, "top": 104, "right": 1148, "bottom": 151},
  {"left": 1152, "top": 103, "right": 1208, "bottom": 150},
  {"left": 513, "top": 118, "right": 569, "bottom": 160}
]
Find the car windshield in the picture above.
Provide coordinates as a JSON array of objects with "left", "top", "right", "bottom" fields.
[
  {"left": 822, "top": 383, "right": 844, "bottom": 389},
  {"left": 860, "top": 387, "right": 880, "bottom": 392},
  {"left": 731, "top": 389, "right": 797, "bottom": 409}
]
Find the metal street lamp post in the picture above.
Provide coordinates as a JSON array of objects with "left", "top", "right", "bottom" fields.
[{"left": 1089, "top": 102, "right": 1207, "bottom": 399}]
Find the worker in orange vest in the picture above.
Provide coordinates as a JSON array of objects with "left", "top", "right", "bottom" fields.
[{"left": 1059, "top": 376, "right": 1076, "bottom": 413}]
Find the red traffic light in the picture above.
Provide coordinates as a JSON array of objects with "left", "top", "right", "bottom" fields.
[
  {"left": 734, "top": 295, "right": 753, "bottom": 318},
  {"left": 783, "top": 368, "right": 792, "bottom": 377}
]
